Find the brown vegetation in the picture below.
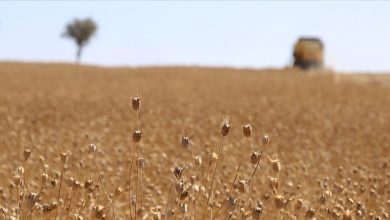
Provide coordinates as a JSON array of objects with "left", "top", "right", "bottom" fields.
[{"left": 0, "top": 63, "right": 389, "bottom": 219}]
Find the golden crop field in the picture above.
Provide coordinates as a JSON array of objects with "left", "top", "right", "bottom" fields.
[{"left": 0, "top": 63, "right": 389, "bottom": 220}]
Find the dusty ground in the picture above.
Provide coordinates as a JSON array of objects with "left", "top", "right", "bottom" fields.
[{"left": 0, "top": 62, "right": 389, "bottom": 219}]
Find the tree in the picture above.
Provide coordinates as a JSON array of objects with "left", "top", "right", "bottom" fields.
[{"left": 63, "top": 18, "right": 97, "bottom": 64}]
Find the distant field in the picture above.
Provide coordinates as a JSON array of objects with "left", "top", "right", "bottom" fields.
[{"left": 0, "top": 63, "right": 389, "bottom": 219}]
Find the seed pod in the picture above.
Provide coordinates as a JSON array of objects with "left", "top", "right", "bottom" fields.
[
  {"left": 13, "top": 175, "right": 22, "bottom": 186},
  {"left": 60, "top": 151, "right": 69, "bottom": 163},
  {"left": 181, "top": 135, "right": 192, "bottom": 149},
  {"left": 41, "top": 201, "right": 59, "bottom": 214},
  {"left": 85, "top": 179, "right": 93, "bottom": 189},
  {"left": 50, "top": 179, "right": 57, "bottom": 187},
  {"left": 343, "top": 209, "right": 352, "bottom": 220},
  {"left": 274, "top": 194, "right": 287, "bottom": 209},
  {"left": 193, "top": 156, "right": 202, "bottom": 166},
  {"left": 26, "top": 192, "right": 39, "bottom": 212},
  {"left": 251, "top": 152, "right": 261, "bottom": 164},
  {"left": 261, "top": 135, "right": 270, "bottom": 145},
  {"left": 67, "top": 177, "right": 75, "bottom": 188},
  {"left": 74, "top": 214, "right": 84, "bottom": 220},
  {"left": 267, "top": 155, "right": 281, "bottom": 173},
  {"left": 210, "top": 152, "right": 219, "bottom": 164},
  {"left": 252, "top": 206, "right": 263, "bottom": 220},
  {"left": 88, "top": 144, "right": 97, "bottom": 153},
  {"left": 115, "top": 187, "right": 123, "bottom": 196},
  {"left": 295, "top": 199, "right": 305, "bottom": 211},
  {"left": 174, "top": 166, "right": 184, "bottom": 180},
  {"left": 221, "top": 119, "right": 230, "bottom": 136},
  {"left": 41, "top": 173, "right": 48, "bottom": 186},
  {"left": 94, "top": 205, "right": 105, "bottom": 219},
  {"left": 131, "top": 97, "right": 141, "bottom": 111},
  {"left": 268, "top": 176, "right": 279, "bottom": 190},
  {"left": 72, "top": 180, "right": 82, "bottom": 189},
  {"left": 180, "top": 190, "right": 189, "bottom": 201},
  {"left": 138, "top": 157, "right": 145, "bottom": 169},
  {"left": 133, "top": 130, "right": 143, "bottom": 143},
  {"left": 23, "top": 148, "right": 32, "bottom": 161},
  {"left": 237, "top": 180, "right": 249, "bottom": 193},
  {"left": 18, "top": 166, "right": 25, "bottom": 175},
  {"left": 242, "top": 124, "right": 252, "bottom": 137},
  {"left": 175, "top": 181, "right": 185, "bottom": 194},
  {"left": 226, "top": 196, "right": 237, "bottom": 208},
  {"left": 179, "top": 203, "right": 188, "bottom": 214},
  {"left": 306, "top": 208, "right": 316, "bottom": 218}
]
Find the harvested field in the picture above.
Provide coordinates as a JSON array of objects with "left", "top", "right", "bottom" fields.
[{"left": 0, "top": 62, "right": 389, "bottom": 219}]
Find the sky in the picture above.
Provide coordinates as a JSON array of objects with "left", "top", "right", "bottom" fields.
[{"left": 0, "top": 1, "right": 390, "bottom": 72}]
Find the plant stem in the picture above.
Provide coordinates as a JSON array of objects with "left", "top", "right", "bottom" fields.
[
  {"left": 128, "top": 153, "right": 135, "bottom": 220},
  {"left": 201, "top": 158, "right": 219, "bottom": 220},
  {"left": 55, "top": 163, "right": 65, "bottom": 220}
]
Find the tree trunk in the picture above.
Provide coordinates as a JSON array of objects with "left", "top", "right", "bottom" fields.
[{"left": 76, "top": 45, "right": 83, "bottom": 64}]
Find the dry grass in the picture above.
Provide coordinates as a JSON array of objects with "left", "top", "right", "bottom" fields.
[{"left": 0, "top": 62, "right": 389, "bottom": 219}]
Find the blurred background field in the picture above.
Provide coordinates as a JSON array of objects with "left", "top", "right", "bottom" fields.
[{"left": 0, "top": 63, "right": 389, "bottom": 219}]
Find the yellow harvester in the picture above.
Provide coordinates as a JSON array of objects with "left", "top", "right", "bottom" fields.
[{"left": 293, "top": 37, "right": 324, "bottom": 70}]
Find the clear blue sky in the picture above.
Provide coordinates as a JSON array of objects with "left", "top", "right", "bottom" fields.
[{"left": 1, "top": 1, "right": 390, "bottom": 72}]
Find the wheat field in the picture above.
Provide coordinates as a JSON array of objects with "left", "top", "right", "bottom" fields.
[{"left": 0, "top": 63, "right": 389, "bottom": 220}]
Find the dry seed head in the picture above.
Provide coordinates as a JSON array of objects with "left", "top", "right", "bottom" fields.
[
  {"left": 274, "top": 194, "right": 287, "bottom": 209},
  {"left": 180, "top": 190, "right": 189, "bottom": 201},
  {"left": 179, "top": 203, "right": 188, "bottom": 214},
  {"left": 131, "top": 97, "right": 141, "bottom": 111},
  {"left": 343, "top": 209, "right": 353, "bottom": 220},
  {"left": 306, "top": 208, "right": 316, "bottom": 219},
  {"left": 237, "top": 180, "right": 249, "bottom": 193},
  {"left": 93, "top": 205, "right": 104, "bottom": 219},
  {"left": 138, "top": 157, "right": 145, "bottom": 169},
  {"left": 221, "top": 119, "right": 230, "bottom": 136},
  {"left": 26, "top": 192, "right": 39, "bottom": 211},
  {"left": 41, "top": 201, "right": 59, "bottom": 214},
  {"left": 133, "top": 129, "right": 143, "bottom": 143},
  {"left": 73, "top": 214, "right": 84, "bottom": 220},
  {"left": 73, "top": 180, "right": 82, "bottom": 189},
  {"left": 41, "top": 173, "right": 48, "bottom": 185},
  {"left": 193, "top": 156, "right": 202, "bottom": 166},
  {"left": 174, "top": 166, "right": 184, "bottom": 180},
  {"left": 60, "top": 151, "right": 70, "bottom": 163},
  {"left": 152, "top": 210, "right": 161, "bottom": 220},
  {"left": 175, "top": 181, "right": 185, "bottom": 194},
  {"left": 261, "top": 135, "right": 270, "bottom": 145},
  {"left": 267, "top": 155, "right": 282, "bottom": 173},
  {"left": 84, "top": 179, "right": 93, "bottom": 189},
  {"left": 115, "top": 187, "right": 123, "bottom": 196},
  {"left": 252, "top": 206, "right": 263, "bottom": 220},
  {"left": 226, "top": 196, "right": 237, "bottom": 208},
  {"left": 18, "top": 166, "right": 25, "bottom": 175},
  {"left": 13, "top": 175, "right": 22, "bottom": 186},
  {"left": 295, "top": 199, "right": 305, "bottom": 211},
  {"left": 67, "top": 177, "right": 75, "bottom": 188},
  {"left": 93, "top": 205, "right": 105, "bottom": 219},
  {"left": 181, "top": 135, "right": 192, "bottom": 149},
  {"left": 251, "top": 152, "right": 261, "bottom": 164},
  {"left": 50, "top": 179, "right": 57, "bottom": 187},
  {"left": 88, "top": 143, "right": 97, "bottom": 153},
  {"left": 242, "top": 124, "right": 252, "bottom": 137},
  {"left": 210, "top": 152, "right": 219, "bottom": 163},
  {"left": 268, "top": 176, "right": 279, "bottom": 190},
  {"left": 23, "top": 148, "right": 32, "bottom": 161}
]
